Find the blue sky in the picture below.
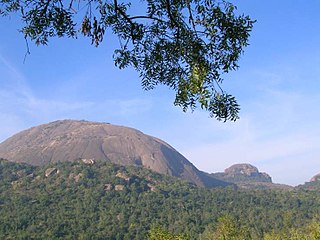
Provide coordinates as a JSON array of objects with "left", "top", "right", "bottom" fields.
[{"left": 1, "top": 1, "right": 320, "bottom": 186}]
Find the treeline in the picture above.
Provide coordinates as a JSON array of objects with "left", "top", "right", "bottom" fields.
[
  {"left": 149, "top": 217, "right": 320, "bottom": 239},
  {"left": 0, "top": 159, "right": 319, "bottom": 239}
]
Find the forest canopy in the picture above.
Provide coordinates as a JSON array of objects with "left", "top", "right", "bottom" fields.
[{"left": 0, "top": 159, "right": 320, "bottom": 239}]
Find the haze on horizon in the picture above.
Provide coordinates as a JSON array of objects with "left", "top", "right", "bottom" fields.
[{"left": 1, "top": 1, "right": 320, "bottom": 186}]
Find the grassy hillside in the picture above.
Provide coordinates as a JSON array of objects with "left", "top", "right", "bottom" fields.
[{"left": 0, "top": 159, "right": 319, "bottom": 239}]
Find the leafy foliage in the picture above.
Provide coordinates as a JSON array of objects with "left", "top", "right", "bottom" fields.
[
  {"left": 0, "top": 0, "right": 254, "bottom": 120},
  {"left": 264, "top": 221, "right": 320, "bottom": 240},
  {"left": 148, "top": 226, "right": 188, "bottom": 240},
  {"left": 0, "top": 159, "right": 320, "bottom": 239}
]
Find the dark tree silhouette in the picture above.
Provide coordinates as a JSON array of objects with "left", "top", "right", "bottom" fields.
[{"left": 1, "top": 0, "right": 254, "bottom": 121}]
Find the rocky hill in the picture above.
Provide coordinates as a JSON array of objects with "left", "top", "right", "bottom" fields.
[
  {"left": 310, "top": 173, "right": 320, "bottom": 183},
  {"left": 0, "top": 120, "right": 228, "bottom": 188},
  {"left": 212, "top": 164, "right": 292, "bottom": 190},
  {"left": 297, "top": 173, "right": 320, "bottom": 191},
  {"left": 214, "top": 163, "right": 272, "bottom": 182}
]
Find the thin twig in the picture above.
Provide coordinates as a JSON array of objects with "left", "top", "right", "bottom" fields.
[
  {"left": 40, "top": 0, "right": 51, "bottom": 18},
  {"left": 129, "top": 15, "right": 164, "bottom": 23},
  {"left": 23, "top": 37, "right": 31, "bottom": 64},
  {"left": 186, "top": 0, "right": 197, "bottom": 33},
  {"left": 69, "top": 0, "right": 74, "bottom": 9}
]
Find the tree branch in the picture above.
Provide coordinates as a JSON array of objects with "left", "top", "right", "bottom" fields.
[
  {"left": 164, "top": 0, "right": 181, "bottom": 40},
  {"left": 129, "top": 15, "right": 164, "bottom": 23},
  {"left": 186, "top": 0, "right": 196, "bottom": 33},
  {"left": 113, "top": 0, "right": 137, "bottom": 42},
  {"left": 23, "top": 37, "right": 31, "bottom": 63},
  {"left": 40, "top": 0, "right": 51, "bottom": 18},
  {"left": 165, "top": 0, "right": 179, "bottom": 28}
]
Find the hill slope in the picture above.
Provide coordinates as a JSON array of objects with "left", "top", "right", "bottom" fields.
[
  {"left": 0, "top": 120, "right": 227, "bottom": 188},
  {"left": 212, "top": 163, "right": 292, "bottom": 190},
  {"left": 0, "top": 159, "right": 320, "bottom": 239},
  {"left": 297, "top": 173, "right": 320, "bottom": 191}
]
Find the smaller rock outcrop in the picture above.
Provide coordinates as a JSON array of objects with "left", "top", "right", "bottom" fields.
[
  {"left": 310, "top": 174, "right": 320, "bottom": 182},
  {"left": 69, "top": 173, "right": 83, "bottom": 182},
  {"left": 116, "top": 172, "right": 131, "bottom": 182},
  {"left": 45, "top": 168, "right": 59, "bottom": 177},
  {"left": 214, "top": 163, "right": 272, "bottom": 183},
  {"left": 81, "top": 158, "right": 95, "bottom": 165},
  {"left": 210, "top": 163, "right": 293, "bottom": 190},
  {"left": 297, "top": 173, "right": 320, "bottom": 191},
  {"left": 11, "top": 180, "right": 21, "bottom": 189},
  {"left": 147, "top": 183, "right": 157, "bottom": 192},
  {"left": 115, "top": 185, "right": 125, "bottom": 191},
  {"left": 104, "top": 184, "right": 113, "bottom": 191},
  {"left": 15, "top": 170, "right": 27, "bottom": 178}
]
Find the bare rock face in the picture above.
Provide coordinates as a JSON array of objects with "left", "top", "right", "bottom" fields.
[
  {"left": 296, "top": 173, "right": 320, "bottom": 191},
  {"left": 211, "top": 163, "right": 293, "bottom": 190},
  {"left": 213, "top": 163, "right": 272, "bottom": 184},
  {"left": 45, "top": 168, "right": 59, "bottom": 177},
  {"left": 224, "top": 163, "right": 272, "bottom": 182},
  {"left": 0, "top": 120, "right": 228, "bottom": 188},
  {"left": 225, "top": 164, "right": 260, "bottom": 176},
  {"left": 310, "top": 174, "right": 320, "bottom": 182}
]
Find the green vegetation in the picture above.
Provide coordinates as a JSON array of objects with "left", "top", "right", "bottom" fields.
[
  {"left": 298, "top": 179, "right": 320, "bottom": 192},
  {"left": 148, "top": 219, "right": 320, "bottom": 240},
  {"left": 0, "top": 0, "right": 254, "bottom": 121},
  {"left": 0, "top": 159, "right": 319, "bottom": 239},
  {"left": 148, "top": 226, "right": 186, "bottom": 240}
]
